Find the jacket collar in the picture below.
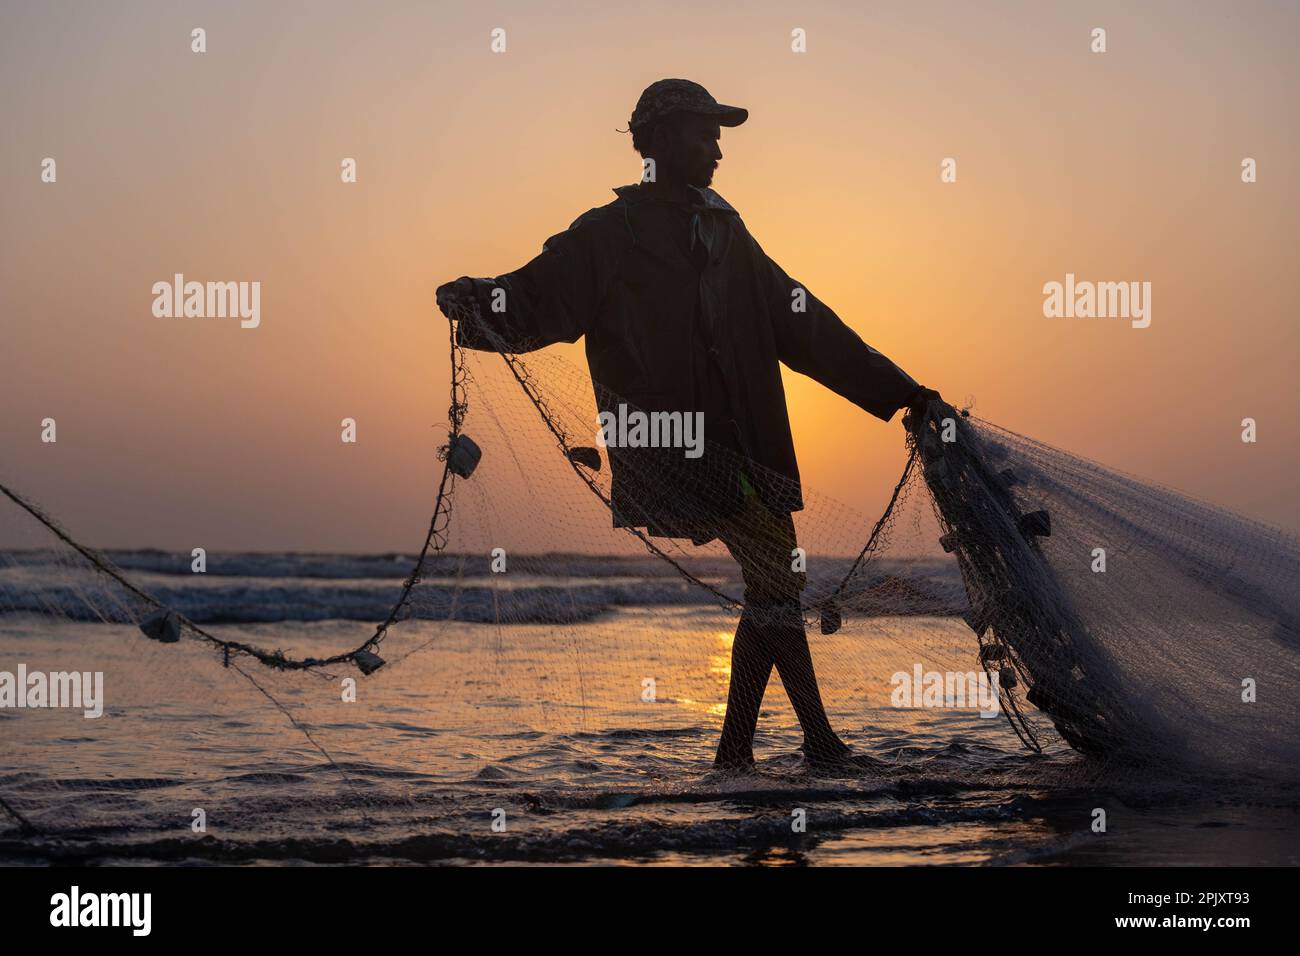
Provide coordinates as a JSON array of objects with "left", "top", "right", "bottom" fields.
[{"left": 613, "top": 183, "right": 739, "bottom": 214}]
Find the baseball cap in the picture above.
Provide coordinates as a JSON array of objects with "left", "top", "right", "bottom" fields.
[{"left": 628, "top": 79, "right": 748, "bottom": 131}]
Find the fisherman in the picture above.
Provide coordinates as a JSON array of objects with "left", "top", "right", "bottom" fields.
[{"left": 437, "top": 79, "right": 941, "bottom": 770}]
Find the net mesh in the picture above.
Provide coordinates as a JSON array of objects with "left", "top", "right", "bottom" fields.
[{"left": 1, "top": 306, "right": 1297, "bottom": 857}]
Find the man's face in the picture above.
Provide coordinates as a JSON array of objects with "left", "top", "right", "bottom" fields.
[{"left": 665, "top": 114, "right": 723, "bottom": 188}]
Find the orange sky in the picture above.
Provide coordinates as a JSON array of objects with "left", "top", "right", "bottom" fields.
[{"left": 2, "top": 0, "right": 1297, "bottom": 550}]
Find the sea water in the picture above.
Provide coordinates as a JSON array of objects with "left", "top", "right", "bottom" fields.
[{"left": 0, "top": 553, "right": 1296, "bottom": 865}]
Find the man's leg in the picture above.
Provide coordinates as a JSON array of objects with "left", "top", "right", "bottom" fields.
[
  {"left": 715, "top": 494, "right": 850, "bottom": 764},
  {"left": 713, "top": 606, "right": 773, "bottom": 768},
  {"left": 759, "top": 601, "right": 850, "bottom": 761}
]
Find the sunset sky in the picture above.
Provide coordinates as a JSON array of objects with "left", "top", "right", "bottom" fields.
[{"left": 2, "top": 0, "right": 1297, "bottom": 551}]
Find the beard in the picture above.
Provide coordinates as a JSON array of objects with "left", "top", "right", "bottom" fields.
[{"left": 687, "top": 166, "right": 715, "bottom": 188}]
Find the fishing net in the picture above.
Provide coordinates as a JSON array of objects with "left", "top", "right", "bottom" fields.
[{"left": 1, "top": 302, "right": 1297, "bottom": 857}]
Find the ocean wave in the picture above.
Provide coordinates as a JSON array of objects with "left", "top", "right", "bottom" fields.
[
  {"left": 1, "top": 549, "right": 719, "bottom": 579},
  {"left": 0, "top": 800, "right": 1030, "bottom": 864},
  {"left": 0, "top": 552, "right": 965, "bottom": 624}
]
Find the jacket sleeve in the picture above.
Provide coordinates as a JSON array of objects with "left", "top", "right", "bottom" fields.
[
  {"left": 754, "top": 236, "right": 919, "bottom": 422},
  {"left": 455, "top": 214, "right": 608, "bottom": 354}
]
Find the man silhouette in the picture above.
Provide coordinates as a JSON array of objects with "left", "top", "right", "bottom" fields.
[{"left": 438, "top": 79, "right": 940, "bottom": 770}]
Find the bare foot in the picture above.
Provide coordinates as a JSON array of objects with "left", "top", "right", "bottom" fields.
[
  {"left": 712, "top": 750, "right": 756, "bottom": 773},
  {"left": 802, "top": 741, "right": 888, "bottom": 773}
]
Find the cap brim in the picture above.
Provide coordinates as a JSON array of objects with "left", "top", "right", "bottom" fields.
[{"left": 711, "top": 104, "right": 748, "bottom": 127}]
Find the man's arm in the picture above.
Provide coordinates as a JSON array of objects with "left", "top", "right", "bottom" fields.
[
  {"left": 437, "top": 216, "right": 607, "bottom": 353},
  {"left": 754, "top": 236, "right": 926, "bottom": 421}
]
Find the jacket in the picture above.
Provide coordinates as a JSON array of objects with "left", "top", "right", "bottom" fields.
[{"left": 455, "top": 183, "right": 919, "bottom": 537}]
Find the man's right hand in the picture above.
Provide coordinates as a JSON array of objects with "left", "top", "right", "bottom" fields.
[
  {"left": 436, "top": 276, "right": 477, "bottom": 318},
  {"left": 906, "top": 386, "right": 944, "bottom": 418}
]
